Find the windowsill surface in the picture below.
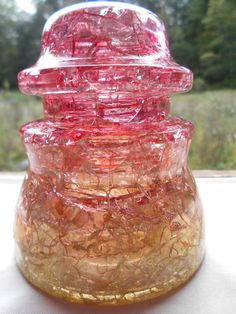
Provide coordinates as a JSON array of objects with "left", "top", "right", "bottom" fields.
[{"left": 0, "top": 173, "right": 236, "bottom": 314}]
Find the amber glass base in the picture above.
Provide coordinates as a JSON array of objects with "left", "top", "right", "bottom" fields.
[
  {"left": 14, "top": 167, "right": 204, "bottom": 305},
  {"left": 16, "top": 252, "right": 203, "bottom": 305}
]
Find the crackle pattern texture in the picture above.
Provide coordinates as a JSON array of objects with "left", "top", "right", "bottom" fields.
[{"left": 14, "top": 2, "right": 204, "bottom": 305}]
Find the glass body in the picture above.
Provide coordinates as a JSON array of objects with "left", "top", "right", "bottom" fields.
[
  {"left": 14, "top": 2, "right": 204, "bottom": 305},
  {"left": 14, "top": 108, "right": 204, "bottom": 305}
]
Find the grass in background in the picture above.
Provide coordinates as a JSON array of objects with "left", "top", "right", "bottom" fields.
[
  {"left": 0, "top": 91, "right": 42, "bottom": 170},
  {"left": 172, "top": 90, "right": 236, "bottom": 170},
  {"left": 0, "top": 90, "right": 236, "bottom": 171}
]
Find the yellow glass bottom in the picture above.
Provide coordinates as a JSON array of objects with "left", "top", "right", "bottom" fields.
[
  {"left": 14, "top": 169, "right": 204, "bottom": 305},
  {"left": 16, "top": 253, "right": 204, "bottom": 305}
]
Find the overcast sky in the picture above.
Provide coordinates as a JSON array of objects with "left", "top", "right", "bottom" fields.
[{"left": 16, "top": 0, "right": 35, "bottom": 14}]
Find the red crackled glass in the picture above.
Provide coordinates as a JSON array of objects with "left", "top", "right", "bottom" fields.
[{"left": 14, "top": 2, "right": 204, "bottom": 305}]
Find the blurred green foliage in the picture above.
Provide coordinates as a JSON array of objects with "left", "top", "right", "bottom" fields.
[
  {"left": 173, "top": 90, "right": 236, "bottom": 170},
  {"left": 0, "top": 91, "right": 42, "bottom": 170}
]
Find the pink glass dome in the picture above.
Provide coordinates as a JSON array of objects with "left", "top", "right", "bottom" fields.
[{"left": 18, "top": 2, "right": 192, "bottom": 95}]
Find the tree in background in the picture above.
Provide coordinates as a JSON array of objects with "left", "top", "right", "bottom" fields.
[
  {"left": 200, "top": 0, "right": 236, "bottom": 87},
  {"left": 0, "top": 0, "right": 18, "bottom": 87},
  {"left": 181, "top": 0, "right": 209, "bottom": 76}
]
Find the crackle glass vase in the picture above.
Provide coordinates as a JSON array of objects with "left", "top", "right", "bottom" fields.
[{"left": 14, "top": 2, "right": 205, "bottom": 305}]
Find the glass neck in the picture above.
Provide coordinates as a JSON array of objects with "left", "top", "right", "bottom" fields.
[{"left": 43, "top": 93, "right": 170, "bottom": 124}]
